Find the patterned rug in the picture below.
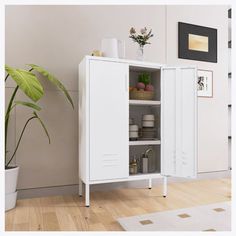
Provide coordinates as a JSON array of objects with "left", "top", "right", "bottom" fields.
[{"left": 117, "top": 202, "right": 231, "bottom": 231}]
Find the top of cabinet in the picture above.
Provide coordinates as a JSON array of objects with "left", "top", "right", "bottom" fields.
[{"left": 81, "top": 56, "right": 165, "bottom": 70}]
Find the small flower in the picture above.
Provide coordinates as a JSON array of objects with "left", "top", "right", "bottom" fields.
[
  {"left": 140, "top": 27, "right": 147, "bottom": 35},
  {"left": 129, "top": 27, "right": 154, "bottom": 47},
  {"left": 130, "top": 27, "right": 136, "bottom": 34}
]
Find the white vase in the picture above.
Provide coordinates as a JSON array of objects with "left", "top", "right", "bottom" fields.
[
  {"left": 136, "top": 45, "right": 144, "bottom": 61},
  {"left": 101, "top": 38, "right": 125, "bottom": 58},
  {"left": 5, "top": 166, "right": 19, "bottom": 211}
]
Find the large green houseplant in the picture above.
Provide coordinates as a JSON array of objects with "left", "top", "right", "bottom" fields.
[{"left": 5, "top": 64, "right": 74, "bottom": 211}]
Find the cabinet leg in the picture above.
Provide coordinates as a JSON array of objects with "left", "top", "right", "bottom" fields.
[
  {"left": 85, "top": 183, "right": 90, "bottom": 207},
  {"left": 79, "top": 178, "right": 83, "bottom": 197},
  {"left": 163, "top": 176, "right": 167, "bottom": 197},
  {"left": 148, "top": 179, "right": 152, "bottom": 189}
]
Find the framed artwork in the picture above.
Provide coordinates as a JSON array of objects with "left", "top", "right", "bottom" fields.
[
  {"left": 197, "top": 69, "right": 213, "bottom": 97},
  {"left": 178, "top": 22, "right": 217, "bottom": 63}
]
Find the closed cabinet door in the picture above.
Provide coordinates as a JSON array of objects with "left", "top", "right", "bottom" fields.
[
  {"left": 89, "top": 60, "right": 129, "bottom": 181},
  {"left": 161, "top": 67, "right": 197, "bottom": 178}
]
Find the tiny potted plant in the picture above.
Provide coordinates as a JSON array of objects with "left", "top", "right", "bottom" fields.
[
  {"left": 5, "top": 64, "right": 74, "bottom": 211},
  {"left": 129, "top": 27, "right": 154, "bottom": 60},
  {"left": 130, "top": 72, "right": 155, "bottom": 100}
]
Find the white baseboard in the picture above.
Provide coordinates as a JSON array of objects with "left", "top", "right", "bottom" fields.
[
  {"left": 17, "top": 184, "right": 79, "bottom": 199},
  {"left": 17, "top": 170, "right": 231, "bottom": 199}
]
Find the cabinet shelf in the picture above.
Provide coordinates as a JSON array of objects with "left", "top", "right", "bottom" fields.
[
  {"left": 129, "top": 140, "right": 161, "bottom": 146},
  {"left": 128, "top": 172, "right": 161, "bottom": 180},
  {"left": 129, "top": 100, "right": 161, "bottom": 106}
]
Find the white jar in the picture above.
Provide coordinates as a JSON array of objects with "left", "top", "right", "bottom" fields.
[
  {"left": 101, "top": 38, "right": 125, "bottom": 58},
  {"left": 129, "top": 125, "right": 139, "bottom": 139},
  {"left": 129, "top": 125, "right": 139, "bottom": 131}
]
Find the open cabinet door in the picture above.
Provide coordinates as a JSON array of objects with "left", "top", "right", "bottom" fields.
[{"left": 161, "top": 67, "right": 197, "bottom": 178}]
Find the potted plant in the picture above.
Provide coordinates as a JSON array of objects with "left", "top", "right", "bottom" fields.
[
  {"left": 5, "top": 64, "right": 74, "bottom": 211},
  {"left": 129, "top": 72, "right": 155, "bottom": 100},
  {"left": 129, "top": 27, "right": 154, "bottom": 61}
]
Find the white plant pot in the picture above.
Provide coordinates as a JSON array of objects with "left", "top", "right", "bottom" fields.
[{"left": 5, "top": 166, "right": 19, "bottom": 211}]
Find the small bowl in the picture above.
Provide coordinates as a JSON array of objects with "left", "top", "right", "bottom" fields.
[
  {"left": 142, "top": 114, "right": 155, "bottom": 121},
  {"left": 142, "top": 120, "right": 155, "bottom": 127}
]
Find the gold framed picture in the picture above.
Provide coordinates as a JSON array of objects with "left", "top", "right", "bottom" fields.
[{"left": 178, "top": 22, "right": 217, "bottom": 63}]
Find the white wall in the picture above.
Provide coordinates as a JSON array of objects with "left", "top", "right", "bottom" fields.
[
  {"left": 166, "top": 6, "right": 229, "bottom": 172},
  {"left": 5, "top": 5, "right": 228, "bottom": 192}
]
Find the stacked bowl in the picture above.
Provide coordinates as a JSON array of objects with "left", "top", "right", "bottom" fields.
[
  {"left": 129, "top": 125, "right": 139, "bottom": 140},
  {"left": 129, "top": 118, "right": 139, "bottom": 140},
  {"left": 141, "top": 114, "right": 156, "bottom": 139}
]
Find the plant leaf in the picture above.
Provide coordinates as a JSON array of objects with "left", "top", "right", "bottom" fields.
[
  {"left": 33, "top": 111, "right": 50, "bottom": 144},
  {"left": 28, "top": 64, "right": 74, "bottom": 109},
  {"left": 5, "top": 65, "right": 44, "bottom": 102},
  {"left": 14, "top": 101, "right": 41, "bottom": 111}
]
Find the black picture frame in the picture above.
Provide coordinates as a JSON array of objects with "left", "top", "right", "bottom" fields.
[{"left": 178, "top": 22, "right": 217, "bottom": 63}]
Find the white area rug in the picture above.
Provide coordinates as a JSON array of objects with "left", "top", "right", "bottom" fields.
[{"left": 117, "top": 202, "right": 231, "bottom": 231}]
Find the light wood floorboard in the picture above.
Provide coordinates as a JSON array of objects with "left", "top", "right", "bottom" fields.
[{"left": 5, "top": 178, "right": 231, "bottom": 231}]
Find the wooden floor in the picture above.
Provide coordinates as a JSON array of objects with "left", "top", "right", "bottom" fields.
[{"left": 5, "top": 178, "right": 231, "bottom": 231}]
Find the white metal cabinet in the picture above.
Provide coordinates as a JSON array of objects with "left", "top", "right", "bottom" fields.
[
  {"left": 79, "top": 56, "right": 197, "bottom": 207},
  {"left": 161, "top": 67, "right": 197, "bottom": 178},
  {"left": 89, "top": 60, "right": 129, "bottom": 181}
]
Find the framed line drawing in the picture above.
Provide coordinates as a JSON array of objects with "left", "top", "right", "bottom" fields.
[
  {"left": 197, "top": 69, "right": 213, "bottom": 97},
  {"left": 178, "top": 22, "right": 217, "bottom": 63}
]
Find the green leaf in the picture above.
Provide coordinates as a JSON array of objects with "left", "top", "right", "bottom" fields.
[
  {"left": 5, "top": 65, "right": 44, "bottom": 102},
  {"left": 14, "top": 101, "right": 42, "bottom": 111},
  {"left": 33, "top": 111, "right": 50, "bottom": 144},
  {"left": 28, "top": 64, "right": 74, "bottom": 109},
  {"left": 138, "top": 72, "right": 151, "bottom": 85}
]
